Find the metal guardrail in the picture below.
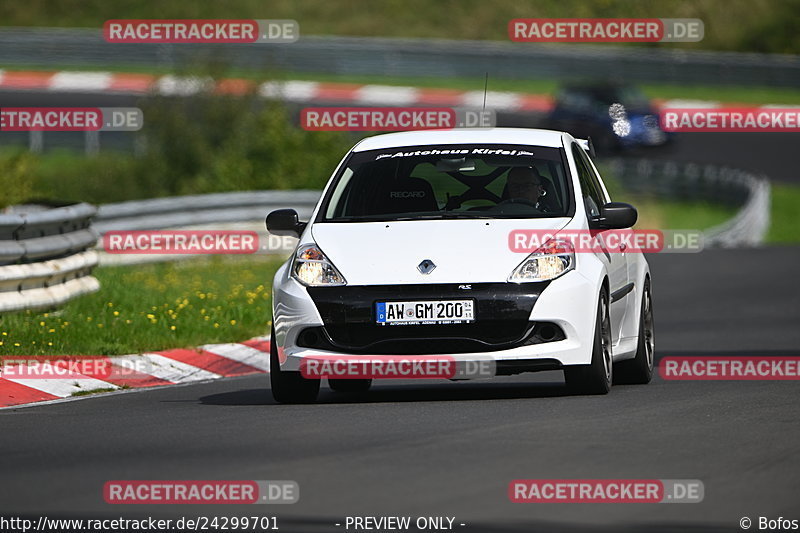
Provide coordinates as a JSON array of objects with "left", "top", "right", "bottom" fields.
[
  {"left": 1, "top": 28, "right": 799, "bottom": 88},
  {"left": 606, "top": 158, "right": 771, "bottom": 247},
  {"left": 93, "top": 191, "right": 321, "bottom": 266},
  {"left": 0, "top": 203, "right": 100, "bottom": 312},
  {"left": 93, "top": 191, "right": 321, "bottom": 233}
]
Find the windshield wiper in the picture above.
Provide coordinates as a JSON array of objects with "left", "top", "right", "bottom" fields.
[
  {"left": 438, "top": 212, "right": 496, "bottom": 219},
  {"left": 329, "top": 213, "right": 498, "bottom": 222},
  {"left": 391, "top": 213, "right": 496, "bottom": 220}
]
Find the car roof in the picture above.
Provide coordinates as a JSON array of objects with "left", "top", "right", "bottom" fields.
[{"left": 352, "top": 128, "right": 567, "bottom": 152}]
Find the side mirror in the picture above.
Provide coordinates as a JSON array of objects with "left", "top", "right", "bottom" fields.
[
  {"left": 591, "top": 202, "right": 638, "bottom": 229},
  {"left": 266, "top": 209, "right": 306, "bottom": 238},
  {"left": 586, "top": 136, "right": 597, "bottom": 158},
  {"left": 577, "top": 138, "right": 597, "bottom": 159}
]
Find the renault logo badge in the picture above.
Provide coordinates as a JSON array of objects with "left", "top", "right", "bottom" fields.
[{"left": 417, "top": 259, "right": 436, "bottom": 274}]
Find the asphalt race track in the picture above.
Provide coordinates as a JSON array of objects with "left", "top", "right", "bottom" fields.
[
  {"left": 2, "top": 248, "right": 799, "bottom": 532},
  {"left": 2, "top": 87, "right": 799, "bottom": 532}
]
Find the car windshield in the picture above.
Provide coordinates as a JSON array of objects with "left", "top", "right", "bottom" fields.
[{"left": 321, "top": 144, "right": 572, "bottom": 222}]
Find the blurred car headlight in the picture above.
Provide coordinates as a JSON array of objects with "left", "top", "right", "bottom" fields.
[
  {"left": 292, "top": 244, "right": 347, "bottom": 286},
  {"left": 608, "top": 103, "right": 627, "bottom": 121},
  {"left": 613, "top": 119, "right": 632, "bottom": 137},
  {"left": 508, "top": 238, "right": 575, "bottom": 283}
]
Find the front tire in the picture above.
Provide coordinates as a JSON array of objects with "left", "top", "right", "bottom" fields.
[
  {"left": 614, "top": 278, "right": 655, "bottom": 384},
  {"left": 270, "top": 327, "right": 320, "bottom": 404},
  {"left": 564, "top": 288, "right": 613, "bottom": 395}
]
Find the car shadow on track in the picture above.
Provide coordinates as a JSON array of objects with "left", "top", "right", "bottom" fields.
[
  {"left": 197, "top": 372, "right": 619, "bottom": 406},
  {"left": 198, "top": 387, "right": 274, "bottom": 406},
  {"left": 316, "top": 380, "right": 571, "bottom": 404}
]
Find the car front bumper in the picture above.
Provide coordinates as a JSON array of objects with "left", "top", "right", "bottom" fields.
[{"left": 272, "top": 266, "right": 599, "bottom": 373}]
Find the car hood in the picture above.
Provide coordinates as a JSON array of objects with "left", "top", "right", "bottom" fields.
[{"left": 310, "top": 218, "right": 571, "bottom": 285}]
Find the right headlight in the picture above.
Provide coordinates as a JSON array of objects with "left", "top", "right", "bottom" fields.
[
  {"left": 291, "top": 244, "right": 347, "bottom": 287},
  {"left": 508, "top": 238, "right": 575, "bottom": 283}
]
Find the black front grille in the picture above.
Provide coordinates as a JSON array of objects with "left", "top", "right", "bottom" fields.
[{"left": 303, "top": 283, "right": 559, "bottom": 355}]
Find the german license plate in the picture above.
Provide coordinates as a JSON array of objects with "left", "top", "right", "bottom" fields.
[{"left": 375, "top": 300, "right": 475, "bottom": 325}]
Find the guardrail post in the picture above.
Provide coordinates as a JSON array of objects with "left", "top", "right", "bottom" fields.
[
  {"left": 28, "top": 130, "right": 43, "bottom": 153},
  {"left": 85, "top": 131, "right": 100, "bottom": 156}
]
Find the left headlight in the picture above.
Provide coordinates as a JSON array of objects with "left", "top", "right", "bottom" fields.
[
  {"left": 508, "top": 238, "right": 574, "bottom": 283},
  {"left": 291, "top": 244, "right": 347, "bottom": 287}
]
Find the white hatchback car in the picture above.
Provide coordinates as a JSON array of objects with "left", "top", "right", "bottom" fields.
[{"left": 267, "top": 128, "right": 654, "bottom": 403}]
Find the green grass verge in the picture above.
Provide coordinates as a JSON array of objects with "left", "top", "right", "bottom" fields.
[
  {"left": 71, "top": 386, "right": 128, "bottom": 397},
  {"left": 657, "top": 200, "right": 738, "bottom": 230},
  {"left": 614, "top": 194, "right": 736, "bottom": 230},
  {"left": 622, "top": 197, "right": 738, "bottom": 231},
  {"left": 767, "top": 184, "right": 800, "bottom": 243},
  {"left": 0, "top": 255, "right": 284, "bottom": 357}
]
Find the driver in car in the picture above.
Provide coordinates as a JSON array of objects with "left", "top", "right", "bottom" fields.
[{"left": 506, "top": 167, "right": 549, "bottom": 211}]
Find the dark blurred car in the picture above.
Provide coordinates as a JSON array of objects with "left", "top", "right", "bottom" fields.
[{"left": 546, "top": 83, "right": 670, "bottom": 153}]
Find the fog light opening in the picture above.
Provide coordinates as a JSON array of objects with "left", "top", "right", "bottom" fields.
[{"left": 538, "top": 325, "right": 557, "bottom": 341}]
